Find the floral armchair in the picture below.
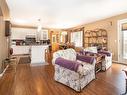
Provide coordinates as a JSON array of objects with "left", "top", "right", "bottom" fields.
[
  {"left": 83, "top": 47, "right": 112, "bottom": 71},
  {"left": 52, "top": 48, "right": 96, "bottom": 92}
]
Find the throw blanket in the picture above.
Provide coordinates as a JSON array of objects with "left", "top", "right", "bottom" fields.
[
  {"left": 98, "top": 51, "right": 111, "bottom": 56},
  {"left": 79, "top": 50, "right": 111, "bottom": 57},
  {"left": 55, "top": 57, "right": 81, "bottom": 72},
  {"left": 77, "top": 54, "right": 95, "bottom": 64},
  {"left": 79, "top": 50, "right": 96, "bottom": 56}
]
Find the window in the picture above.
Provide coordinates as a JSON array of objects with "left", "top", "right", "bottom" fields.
[
  {"left": 40, "top": 29, "right": 49, "bottom": 40},
  {"left": 52, "top": 35, "right": 56, "bottom": 43},
  {"left": 71, "top": 31, "right": 83, "bottom": 47},
  {"left": 122, "top": 30, "right": 127, "bottom": 59}
]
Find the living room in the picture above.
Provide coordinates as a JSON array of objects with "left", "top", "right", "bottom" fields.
[{"left": 0, "top": 0, "right": 127, "bottom": 95}]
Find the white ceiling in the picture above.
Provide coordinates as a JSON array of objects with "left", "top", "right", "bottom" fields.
[{"left": 6, "top": 0, "right": 127, "bottom": 29}]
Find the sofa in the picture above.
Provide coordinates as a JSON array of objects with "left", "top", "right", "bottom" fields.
[
  {"left": 52, "top": 48, "right": 96, "bottom": 92},
  {"left": 83, "top": 47, "right": 112, "bottom": 71}
]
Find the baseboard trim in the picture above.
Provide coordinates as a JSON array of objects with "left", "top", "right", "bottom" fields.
[
  {"left": 30, "top": 62, "right": 49, "bottom": 66},
  {"left": 112, "top": 60, "right": 119, "bottom": 63},
  {"left": 112, "top": 60, "right": 127, "bottom": 65},
  {"left": 0, "top": 65, "right": 9, "bottom": 77}
]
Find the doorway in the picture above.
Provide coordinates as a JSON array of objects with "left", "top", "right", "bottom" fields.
[{"left": 118, "top": 19, "right": 127, "bottom": 63}]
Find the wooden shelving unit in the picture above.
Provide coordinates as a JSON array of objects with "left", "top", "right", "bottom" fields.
[{"left": 84, "top": 29, "right": 107, "bottom": 49}]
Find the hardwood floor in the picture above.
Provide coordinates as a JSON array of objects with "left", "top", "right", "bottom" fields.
[{"left": 0, "top": 63, "right": 126, "bottom": 95}]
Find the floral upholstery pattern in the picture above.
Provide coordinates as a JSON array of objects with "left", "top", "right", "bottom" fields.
[
  {"left": 84, "top": 47, "right": 112, "bottom": 71},
  {"left": 52, "top": 49, "right": 77, "bottom": 65},
  {"left": 52, "top": 48, "right": 95, "bottom": 92},
  {"left": 102, "top": 54, "right": 112, "bottom": 71}
]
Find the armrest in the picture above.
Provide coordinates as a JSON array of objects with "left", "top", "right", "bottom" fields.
[
  {"left": 78, "top": 50, "right": 97, "bottom": 56},
  {"left": 76, "top": 54, "right": 95, "bottom": 64},
  {"left": 55, "top": 57, "right": 82, "bottom": 72},
  {"left": 98, "top": 51, "right": 111, "bottom": 56},
  {"left": 55, "top": 64, "right": 83, "bottom": 79}
]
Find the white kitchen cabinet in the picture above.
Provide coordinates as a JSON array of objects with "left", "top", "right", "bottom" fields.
[{"left": 11, "top": 27, "right": 37, "bottom": 40}]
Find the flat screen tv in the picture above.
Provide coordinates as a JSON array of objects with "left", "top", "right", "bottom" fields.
[{"left": 5, "top": 21, "right": 11, "bottom": 36}]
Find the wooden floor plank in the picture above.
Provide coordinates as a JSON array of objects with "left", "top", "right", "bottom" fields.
[{"left": 0, "top": 63, "right": 126, "bottom": 95}]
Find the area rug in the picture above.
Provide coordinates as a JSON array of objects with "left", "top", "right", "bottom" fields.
[{"left": 18, "top": 56, "right": 31, "bottom": 64}]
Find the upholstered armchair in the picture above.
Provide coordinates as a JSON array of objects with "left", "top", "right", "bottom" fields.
[
  {"left": 83, "top": 47, "right": 112, "bottom": 71},
  {"left": 52, "top": 48, "right": 96, "bottom": 92},
  {"left": 98, "top": 51, "right": 112, "bottom": 71}
]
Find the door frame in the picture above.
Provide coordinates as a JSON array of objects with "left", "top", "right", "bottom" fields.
[{"left": 118, "top": 18, "right": 127, "bottom": 63}]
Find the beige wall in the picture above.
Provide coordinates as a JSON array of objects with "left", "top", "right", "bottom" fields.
[
  {"left": 0, "top": 16, "right": 9, "bottom": 68},
  {"left": 0, "top": 0, "right": 10, "bottom": 20},
  {"left": 0, "top": 0, "right": 10, "bottom": 69},
  {"left": 70, "top": 13, "right": 127, "bottom": 61},
  {"left": 0, "top": 8, "right": 2, "bottom": 16}
]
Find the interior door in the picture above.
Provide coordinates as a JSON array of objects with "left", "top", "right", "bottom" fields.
[{"left": 51, "top": 32, "right": 59, "bottom": 52}]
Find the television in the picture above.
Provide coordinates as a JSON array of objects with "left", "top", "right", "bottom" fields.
[{"left": 5, "top": 21, "right": 11, "bottom": 36}]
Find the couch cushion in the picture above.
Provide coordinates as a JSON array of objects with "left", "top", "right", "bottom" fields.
[{"left": 77, "top": 54, "right": 95, "bottom": 64}]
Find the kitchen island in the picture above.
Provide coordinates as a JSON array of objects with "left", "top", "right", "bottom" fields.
[
  {"left": 11, "top": 45, "right": 49, "bottom": 65},
  {"left": 11, "top": 45, "right": 30, "bottom": 55},
  {"left": 30, "top": 45, "right": 49, "bottom": 65}
]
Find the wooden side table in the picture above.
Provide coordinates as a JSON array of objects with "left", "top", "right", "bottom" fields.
[
  {"left": 122, "top": 68, "right": 127, "bottom": 95},
  {"left": 95, "top": 55, "right": 103, "bottom": 73}
]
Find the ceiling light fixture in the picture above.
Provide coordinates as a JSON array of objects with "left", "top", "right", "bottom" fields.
[
  {"left": 36, "top": 19, "right": 42, "bottom": 42},
  {"left": 37, "top": 19, "right": 42, "bottom": 32}
]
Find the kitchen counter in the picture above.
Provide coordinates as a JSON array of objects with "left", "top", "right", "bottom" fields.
[{"left": 11, "top": 45, "right": 50, "bottom": 55}]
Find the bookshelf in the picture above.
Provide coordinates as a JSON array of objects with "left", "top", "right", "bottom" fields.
[{"left": 84, "top": 29, "right": 107, "bottom": 49}]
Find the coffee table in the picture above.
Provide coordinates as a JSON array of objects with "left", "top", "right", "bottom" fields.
[{"left": 95, "top": 54, "right": 104, "bottom": 73}]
